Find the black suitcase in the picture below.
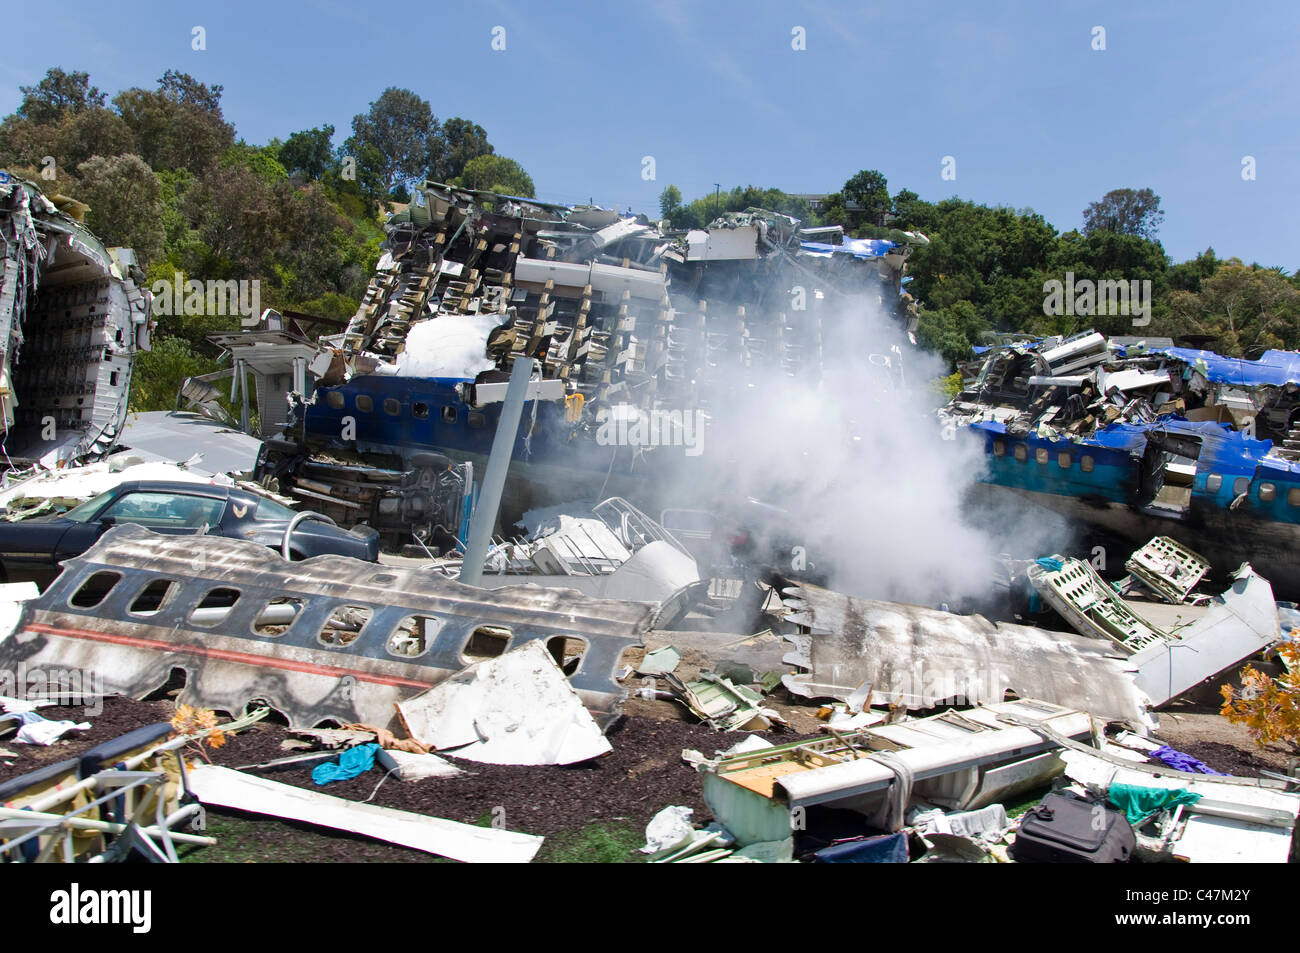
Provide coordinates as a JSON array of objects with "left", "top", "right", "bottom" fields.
[{"left": 1010, "top": 793, "right": 1135, "bottom": 863}]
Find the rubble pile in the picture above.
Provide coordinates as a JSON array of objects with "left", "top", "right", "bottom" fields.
[{"left": 1, "top": 177, "right": 1297, "bottom": 866}]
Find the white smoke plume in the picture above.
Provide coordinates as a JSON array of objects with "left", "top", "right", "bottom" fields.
[{"left": 667, "top": 288, "right": 1059, "bottom": 608}]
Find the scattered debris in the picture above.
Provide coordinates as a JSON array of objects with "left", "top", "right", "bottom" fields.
[
  {"left": 666, "top": 670, "right": 782, "bottom": 731},
  {"left": 376, "top": 748, "right": 463, "bottom": 782},
  {"left": 0, "top": 708, "right": 262, "bottom": 863},
  {"left": 2, "top": 175, "right": 1293, "bottom": 867},
  {"left": 1124, "top": 536, "right": 1211, "bottom": 605},
  {"left": 312, "top": 742, "right": 382, "bottom": 785},
  {"left": 9, "top": 711, "right": 91, "bottom": 746},
  {"left": 638, "top": 645, "right": 682, "bottom": 676}
]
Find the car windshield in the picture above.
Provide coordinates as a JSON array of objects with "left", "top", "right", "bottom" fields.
[{"left": 62, "top": 489, "right": 118, "bottom": 523}]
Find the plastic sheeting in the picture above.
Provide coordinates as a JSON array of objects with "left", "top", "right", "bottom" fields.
[{"left": 1144, "top": 347, "right": 1300, "bottom": 388}]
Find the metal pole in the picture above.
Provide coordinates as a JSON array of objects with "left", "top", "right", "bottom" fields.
[
  {"left": 237, "top": 359, "right": 250, "bottom": 434},
  {"left": 459, "top": 357, "right": 534, "bottom": 586}
]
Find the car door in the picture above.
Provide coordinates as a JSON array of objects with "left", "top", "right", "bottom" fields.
[{"left": 0, "top": 516, "right": 82, "bottom": 587}]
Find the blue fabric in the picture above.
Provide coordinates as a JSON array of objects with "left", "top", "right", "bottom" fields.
[
  {"left": 311, "top": 742, "right": 382, "bottom": 786},
  {"left": 1148, "top": 745, "right": 1227, "bottom": 776},
  {"left": 1035, "top": 557, "right": 1065, "bottom": 572},
  {"left": 814, "top": 832, "right": 909, "bottom": 863}
]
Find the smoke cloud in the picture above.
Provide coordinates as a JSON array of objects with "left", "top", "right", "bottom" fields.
[{"left": 662, "top": 288, "right": 1064, "bottom": 607}]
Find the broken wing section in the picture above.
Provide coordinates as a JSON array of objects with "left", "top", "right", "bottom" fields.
[
  {"left": 0, "top": 525, "right": 653, "bottom": 729},
  {"left": 780, "top": 583, "right": 1153, "bottom": 728}
]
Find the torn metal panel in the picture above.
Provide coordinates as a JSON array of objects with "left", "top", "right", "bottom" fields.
[
  {"left": 0, "top": 525, "right": 652, "bottom": 729},
  {"left": 780, "top": 583, "right": 1153, "bottom": 727},
  {"left": 396, "top": 640, "right": 611, "bottom": 765},
  {"left": 187, "top": 764, "right": 542, "bottom": 863},
  {"left": 116, "top": 411, "right": 267, "bottom": 476},
  {"left": 1131, "top": 564, "right": 1280, "bottom": 705},
  {"left": 1032, "top": 555, "right": 1281, "bottom": 706}
]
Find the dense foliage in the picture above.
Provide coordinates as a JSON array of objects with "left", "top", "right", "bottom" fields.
[{"left": 0, "top": 69, "right": 531, "bottom": 412}]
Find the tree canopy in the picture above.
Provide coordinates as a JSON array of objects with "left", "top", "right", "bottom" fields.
[
  {"left": 18, "top": 67, "right": 104, "bottom": 123},
  {"left": 1082, "top": 187, "right": 1165, "bottom": 241},
  {"left": 456, "top": 154, "right": 535, "bottom": 197}
]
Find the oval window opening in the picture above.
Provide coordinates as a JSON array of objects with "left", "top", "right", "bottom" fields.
[
  {"left": 189, "top": 588, "right": 242, "bottom": 626},
  {"left": 390, "top": 615, "right": 444, "bottom": 658},
  {"left": 318, "top": 605, "right": 372, "bottom": 646},
  {"left": 71, "top": 571, "right": 122, "bottom": 608},
  {"left": 463, "top": 625, "right": 511, "bottom": 664}
]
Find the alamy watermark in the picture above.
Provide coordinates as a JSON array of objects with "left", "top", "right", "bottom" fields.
[
  {"left": 1043, "top": 271, "right": 1151, "bottom": 327},
  {"left": 50, "top": 883, "right": 151, "bottom": 933},
  {"left": 594, "top": 404, "right": 705, "bottom": 457},
  {"left": 150, "top": 272, "right": 261, "bottom": 327},
  {"left": 0, "top": 663, "right": 104, "bottom": 716}
]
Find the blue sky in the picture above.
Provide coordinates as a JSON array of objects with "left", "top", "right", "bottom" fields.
[{"left": 4, "top": 0, "right": 1297, "bottom": 267}]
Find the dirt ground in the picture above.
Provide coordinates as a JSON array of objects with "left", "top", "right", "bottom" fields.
[{"left": 2, "top": 686, "right": 1294, "bottom": 863}]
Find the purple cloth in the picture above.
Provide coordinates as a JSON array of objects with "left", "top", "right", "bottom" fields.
[{"left": 1149, "top": 745, "right": 1227, "bottom": 775}]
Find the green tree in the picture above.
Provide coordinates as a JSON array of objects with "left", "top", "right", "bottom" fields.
[
  {"left": 843, "top": 169, "right": 891, "bottom": 227},
  {"left": 278, "top": 125, "right": 335, "bottom": 180},
  {"left": 1082, "top": 187, "right": 1164, "bottom": 241},
  {"left": 74, "top": 153, "right": 165, "bottom": 265},
  {"left": 0, "top": 115, "right": 59, "bottom": 169},
  {"left": 53, "top": 107, "right": 136, "bottom": 169},
  {"left": 456, "top": 154, "right": 534, "bottom": 197},
  {"left": 222, "top": 141, "right": 288, "bottom": 184},
  {"left": 431, "top": 118, "right": 493, "bottom": 182},
  {"left": 113, "top": 72, "right": 234, "bottom": 173},
  {"left": 890, "top": 189, "right": 927, "bottom": 230},
  {"left": 1042, "top": 229, "right": 1170, "bottom": 335},
  {"left": 916, "top": 299, "right": 990, "bottom": 366},
  {"left": 818, "top": 192, "right": 848, "bottom": 227},
  {"left": 1168, "top": 247, "right": 1219, "bottom": 293},
  {"left": 128, "top": 335, "right": 219, "bottom": 413},
  {"left": 658, "top": 184, "right": 683, "bottom": 219},
  {"left": 349, "top": 87, "right": 439, "bottom": 190},
  {"left": 326, "top": 140, "right": 388, "bottom": 216},
  {"left": 18, "top": 67, "right": 105, "bottom": 124}
]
